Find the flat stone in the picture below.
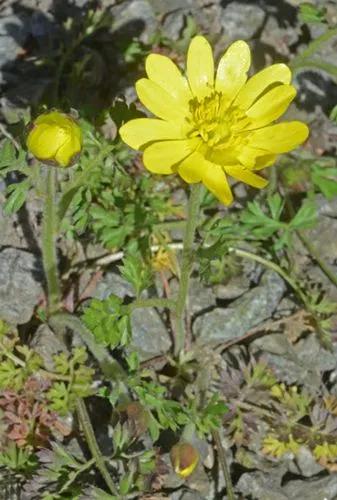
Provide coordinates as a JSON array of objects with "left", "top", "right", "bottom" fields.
[
  {"left": 130, "top": 307, "right": 171, "bottom": 360},
  {"left": 30, "top": 324, "right": 65, "bottom": 371},
  {"left": 170, "top": 277, "right": 217, "bottom": 316},
  {"left": 253, "top": 332, "right": 336, "bottom": 387},
  {"left": 220, "top": 3, "right": 265, "bottom": 42},
  {"left": 194, "top": 271, "right": 285, "bottom": 345},
  {"left": 162, "top": 11, "right": 185, "bottom": 41},
  {"left": 148, "top": 0, "right": 193, "bottom": 15},
  {"left": 94, "top": 271, "right": 134, "bottom": 300},
  {"left": 284, "top": 475, "right": 337, "bottom": 500},
  {"left": 237, "top": 470, "right": 288, "bottom": 500},
  {"left": 0, "top": 247, "right": 43, "bottom": 324},
  {"left": 110, "top": 0, "right": 158, "bottom": 43},
  {"left": 0, "top": 15, "right": 29, "bottom": 66},
  {"left": 288, "top": 446, "right": 324, "bottom": 477}
]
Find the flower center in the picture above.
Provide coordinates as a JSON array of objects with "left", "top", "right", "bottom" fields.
[{"left": 186, "top": 91, "right": 248, "bottom": 150}]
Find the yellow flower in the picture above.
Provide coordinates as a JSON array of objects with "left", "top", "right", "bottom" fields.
[
  {"left": 27, "top": 111, "right": 82, "bottom": 167},
  {"left": 170, "top": 442, "right": 199, "bottom": 478},
  {"left": 151, "top": 246, "right": 178, "bottom": 275},
  {"left": 120, "top": 36, "right": 309, "bottom": 205}
]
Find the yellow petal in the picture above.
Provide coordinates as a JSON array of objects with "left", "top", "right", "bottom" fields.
[
  {"left": 187, "top": 36, "right": 214, "bottom": 99},
  {"left": 245, "top": 84, "right": 296, "bottom": 128},
  {"left": 55, "top": 135, "right": 81, "bottom": 167},
  {"left": 27, "top": 125, "right": 68, "bottom": 160},
  {"left": 248, "top": 121, "right": 309, "bottom": 153},
  {"left": 254, "top": 154, "right": 277, "bottom": 170},
  {"left": 119, "top": 118, "right": 182, "bottom": 150},
  {"left": 237, "top": 146, "right": 269, "bottom": 168},
  {"left": 225, "top": 165, "right": 268, "bottom": 188},
  {"left": 215, "top": 40, "right": 251, "bottom": 100},
  {"left": 178, "top": 151, "right": 209, "bottom": 183},
  {"left": 235, "top": 64, "right": 292, "bottom": 110},
  {"left": 34, "top": 111, "right": 72, "bottom": 129},
  {"left": 145, "top": 54, "right": 191, "bottom": 105},
  {"left": 143, "top": 139, "right": 199, "bottom": 174},
  {"left": 136, "top": 78, "right": 185, "bottom": 122},
  {"left": 202, "top": 164, "right": 233, "bottom": 205}
]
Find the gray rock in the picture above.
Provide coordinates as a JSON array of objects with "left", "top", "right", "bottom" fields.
[
  {"left": 130, "top": 307, "right": 171, "bottom": 360},
  {"left": 190, "top": 279, "right": 216, "bottom": 314},
  {"left": 178, "top": 492, "right": 204, "bottom": 500},
  {"left": 0, "top": 247, "right": 43, "bottom": 324},
  {"left": 0, "top": 15, "right": 29, "bottom": 70},
  {"left": 253, "top": 333, "right": 336, "bottom": 387},
  {"left": 214, "top": 275, "right": 250, "bottom": 301},
  {"left": 94, "top": 271, "right": 134, "bottom": 300},
  {"left": 110, "top": 0, "right": 158, "bottom": 43},
  {"left": 288, "top": 446, "right": 324, "bottom": 477},
  {"left": 170, "top": 277, "right": 216, "bottom": 316},
  {"left": 194, "top": 271, "right": 285, "bottom": 345},
  {"left": 260, "top": 15, "right": 300, "bottom": 57},
  {"left": 147, "top": 0, "right": 194, "bottom": 15},
  {"left": 237, "top": 470, "right": 287, "bottom": 500},
  {"left": 30, "top": 324, "right": 65, "bottom": 371},
  {"left": 162, "top": 11, "right": 185, "bottom": 41},
  {"left": 283, "top": 474, "right": 337, "bottom": 500},
  {"left": 0, "top": 196, "right": 22, "bottom": 248},
  {"left": 220, "top": 3, "right": 265, "bottom": 42}
]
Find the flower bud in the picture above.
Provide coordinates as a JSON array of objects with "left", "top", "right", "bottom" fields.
[
  {"left": 26, "top": 111, "right": 82, "bottom": 167},
  {"left": 125, "top": 401, "right": 149, "bottom": 437},
  {"left": 170, "top": 442, "right": 199, "bottom": 478}
]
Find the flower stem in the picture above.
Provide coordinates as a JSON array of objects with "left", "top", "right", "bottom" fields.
[
  {"left": 76, "top": 398, "right": 118, "bottom": 496},
  {"left": 42, "top": 167, "right": 61, "bottom": 315},
  {"left": 284, "top": 195, "right": 337, "bottom": 290},
  {"left": 292, "top": 26, "right": 337, "bottom": 63},
  {"left": 124, "top": 297, "right": 176, "bottom": 312},
  {"left": 174, "top": 183, "right": 202, "bottom": 355},
  {"left": 60, "top": 457, "right": 95, "bottom": 494},
  {"left": 229, "top": 247, "right": 308, "bottom": 304},
  {"left": 212, "top": 430, "right": 235, "bottom": 500}
]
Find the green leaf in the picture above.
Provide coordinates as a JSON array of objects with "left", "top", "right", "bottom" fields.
[
  {"left": 119, "top": 252, "right": 153, "bottom": 297},
  {"left": 89, "top": 487, "right": 118, "bottom": 500},
  {"left": 119, "top": 472, "right": 133, "bottom": 495},
  {"left": 311, "top": 164, "right": 337, "bottom": 199},
  {"left": 4, "top": 178, "right": 31, "bottom": 214},
  {"left": 126, "top": 351, "right": 139, "bottom": 371},
  {"left": 0, "top": 443, "right": 37, "bottom": 472},
  {"left": 289, "top": 199, "right": 317, "bottom": 230},
  {"left": 82, "top": 295, "right": 131, "bottom": 348},
  {"left": 0, "top": 139, "right": 16, "bottom": 169},
  {"left": 299, "top": 3, "right": 327, "bottom": 24}
]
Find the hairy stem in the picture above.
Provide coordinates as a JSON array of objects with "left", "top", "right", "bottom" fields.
[
  {"left": 76, "top": 399, "right": 118, "bottom": 496},
  {"left": 212, "top": 430, "right": 235, "bottom": 500},
  {"left": 174, "top": 184, "right": 202, "bottom": 355},
  {"left": 42, "top": 167, "right": 61, "bottom": 315},
  {"left": 124, "top": 297, "right": 176, "bottom": 312},
  {"left": 291, "top": 58, "right": 337, "bottom": 79},
  {"left": 292, "top": 26, "right": 337, "bottom": 62},
  {"left": 60, "top": 457, "right": 95, "bottom": 494},
  {"left": 285, "top": 196, "right": 337, "bottom": 290},
  {"left": 229, "top": 247, "right": 308, "bottom": 304}
]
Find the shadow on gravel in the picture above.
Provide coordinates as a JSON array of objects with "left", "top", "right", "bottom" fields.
[
  {"left": 0, "top": 0, "right": 145, "bottom": 121},
  {"left": 220, "top": 0, "right": 298, "bottom": 28}
]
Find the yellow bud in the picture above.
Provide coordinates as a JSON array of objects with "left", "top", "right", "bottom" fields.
[
  {"left": 26, "top": 111, "right": 82, "bottom": 167},
  {"left": 170, "top": 442, "right": 199, "bottom": 479}
]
